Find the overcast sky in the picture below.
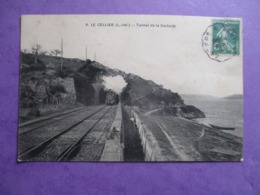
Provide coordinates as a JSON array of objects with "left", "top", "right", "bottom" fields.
[{"left": 21, "top": 15, "right": 243, "bottom": 97}]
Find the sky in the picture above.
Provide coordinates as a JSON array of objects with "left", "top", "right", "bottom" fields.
[{"left": 21, "top": 15, "right": 243, "bottom": 97}]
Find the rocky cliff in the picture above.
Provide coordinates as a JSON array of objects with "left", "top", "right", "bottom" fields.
[
  {"left": 150, "top": 106, "right": 206, "bottom": 119},
  {"left": 121, "top": 73, "right": 184, "bottom": 109},
  {"left": 74, "top": 60, "right": 185, "bottom": 109},
  {"left": 19, "top": 53, "right": 79, "bottom": 121}
]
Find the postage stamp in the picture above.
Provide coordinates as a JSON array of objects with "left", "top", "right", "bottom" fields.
[
  {"left": 202, "top": 19, "right": 241, "bottom": 62},
  {"left": 212, "top": 19, "right": 240, "bottom": 55}
]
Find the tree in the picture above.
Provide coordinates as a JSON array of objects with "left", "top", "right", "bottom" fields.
[
  {"left": 39, "top": 51, "right": 48, "bottom": 55},
  {"left": 31, "top": 44, "right": 42, "bottom": 64},
  {"left": 21, "top": 49, "right": 27, "bottom": 53},
  {"left": 51, "top": 49, "right": 61, "bottom": 57}
]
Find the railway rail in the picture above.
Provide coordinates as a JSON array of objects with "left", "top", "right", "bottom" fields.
[
  {"left": 57, "top": 106, "right": 115, "bottom": 161},
  {"left": 19, "top": 106, "right": 93, "bottom": 135},
  {"left": 69, "top": 106, "right": 117, "bottom": 161},
  {"left": 19, "top": 106, "right": 88, "bottom": 128},
  {"left": 18, "top": 105, "right": 107, "bottom": 154},
  {"left": 18, "top": 105, "right": 116, "bottom": 161}
]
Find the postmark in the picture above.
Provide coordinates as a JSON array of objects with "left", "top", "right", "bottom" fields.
[{"left": 202, "top": 19, "right": 240, "bottom": 62}]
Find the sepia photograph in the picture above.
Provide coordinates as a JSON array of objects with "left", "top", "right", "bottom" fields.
[{"left": 18, "top": 15, "right": 243, "bottom": 162}]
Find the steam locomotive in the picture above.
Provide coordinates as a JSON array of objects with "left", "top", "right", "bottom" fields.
[{"left": 105, "top": 90, "right": 119, "bottom": 105}]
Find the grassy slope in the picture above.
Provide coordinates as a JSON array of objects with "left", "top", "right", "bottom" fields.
[{"left": 39, "top": 55, "right": 85, "bottom": 71}]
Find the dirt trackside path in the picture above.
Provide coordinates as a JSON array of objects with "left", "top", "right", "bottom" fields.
[
  {"left": 144, "top": 108, "right": 163, "bottom": 116},
  {"left": 138, "top": 114, "right": 242, "bottom": 161}
]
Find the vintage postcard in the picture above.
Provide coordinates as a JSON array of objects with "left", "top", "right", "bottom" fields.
[{"left": 18, "top": 15, "right": 243, "bottom": 162}]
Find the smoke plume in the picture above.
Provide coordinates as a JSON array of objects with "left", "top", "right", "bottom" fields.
[{"left": 102, "top": 75, "right": 127, "bottom": 94}]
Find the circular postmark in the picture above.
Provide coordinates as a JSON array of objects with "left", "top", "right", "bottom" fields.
[{"left": 202, "top": 20, "right": 240, "bottom": 62}]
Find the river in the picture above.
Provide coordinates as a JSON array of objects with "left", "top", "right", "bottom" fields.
[{"left": 182, "top": 96, "right": 243, "bottom": 137}]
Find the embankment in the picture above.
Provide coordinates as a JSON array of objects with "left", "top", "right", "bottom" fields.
[{"left": 100, "top": 103, "right": 124, "bottom": 161}]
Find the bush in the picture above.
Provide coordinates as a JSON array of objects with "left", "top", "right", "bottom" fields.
[
  {"left": 78, "top": 61, "right": 105, "bottom": 82},
  {"left": 55, "top": 68, "right": 73, "bottom": 78},
  {"left": 20, "top": 86, "right": 35, "bottom": 99},
  {"left": 50, "top": 84, "right": 67, "bottom": 95},
  {"left": 20, "top": 53, "right": 46, "bottom": 72}
]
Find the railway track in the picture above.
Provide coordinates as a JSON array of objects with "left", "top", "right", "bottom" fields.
[
  {"left": 57, "top": 106, "right": 116, "bottom": 161},
  {"left": 69, "top": 106, "right": 117, "bottom": 161},
  {"left": 19, "top": 106, "right": 93, "bottom": 135},
  {"left": 18, "top": 105, "right": 106, "bottom": 152},
  {"left": 18, "top": 105, "right": 116, "bottom": 161},
  {"left": 19, "top": 106, "right": 88, "bottom": 128}
]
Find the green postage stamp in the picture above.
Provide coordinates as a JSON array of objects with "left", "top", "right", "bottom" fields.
[
  {"left": 202, "top": 18, "right": 241, "bottom": 62},
  {"left": 212, "top": 19, "right": 240, "bottom": 55}
]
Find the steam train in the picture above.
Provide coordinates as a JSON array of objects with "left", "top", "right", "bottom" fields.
[{"left": 105, "top": 90, "right": 119, "bottom": 105}]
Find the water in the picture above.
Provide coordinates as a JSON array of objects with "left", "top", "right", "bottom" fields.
[{"left": 183, "top": 96, "right": 243, "bottom": 137}]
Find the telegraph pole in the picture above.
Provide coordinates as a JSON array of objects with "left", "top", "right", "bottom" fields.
[
  {"left": 60, "top": 38, "right": 63, "bottom": 70},
  {"left": 85, "top": 45, "right": 88, "bottom": 61}
]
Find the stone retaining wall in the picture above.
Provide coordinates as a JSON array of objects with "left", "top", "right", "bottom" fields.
[{"left": 132, "top": 109, "right": 166, "bottom": 161}]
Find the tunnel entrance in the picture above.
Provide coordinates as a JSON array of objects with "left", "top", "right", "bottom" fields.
[{"left": 99, "top": 88, "right": 107, "bottom": 104}]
